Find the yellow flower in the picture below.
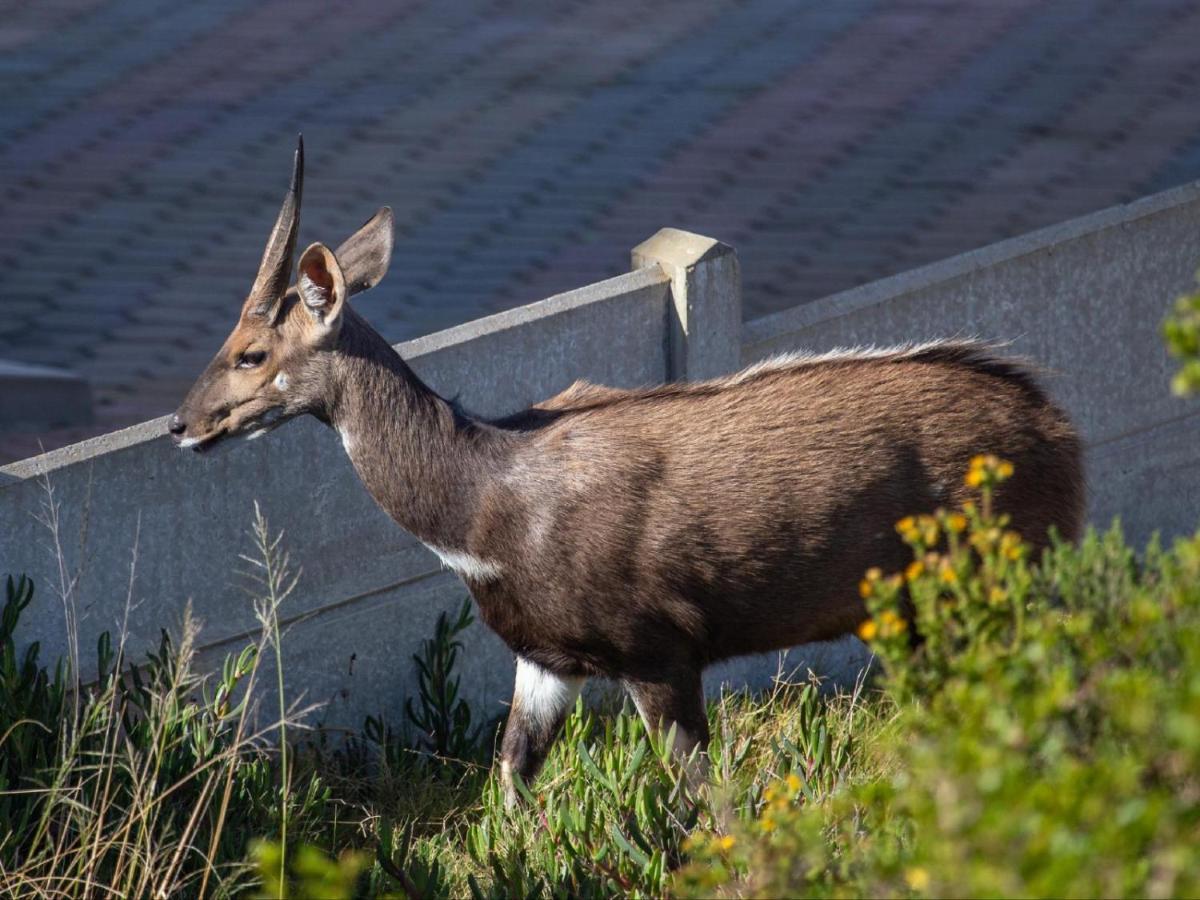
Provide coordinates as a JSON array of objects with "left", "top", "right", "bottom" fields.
[
  {"left": 972, "top": 527, "right": 1002, "bottom": 551},
  {"left": 908, "top": 515, "right": 938, "bottom": 546},
  {"left": 760, "top": 815, "right": 776, "bottom": 833},
  {"left": 786, "top": 773, "right": 802, "bottom": 792},
  {"left": 718, "top": 835, "right": 736, "bottom": 851},
  {"left": 905, "top": 560, "right": 925, "bottom": 581},
  {"left": 879, "top": 610, "right": 908, "bottom": 636},
  {"left": 896, "top": 515, "right": 921, "bottom": 543},
  {"left": 906, "top": 866, "right": 931, "bottom": 891},
  {"left": 857, "top": 619, "right": 878, "bottom": 641},
  {"left": 939, "top": 565, "right": 958, "bottom": 586},
  {"left": 988, "top": 586, "right": 1008, "bottom": 606},
  {"left": 946, "top": 513, "right": 967, "bottom": 533},
  {"left": 965, "top": 454, "right": 1014, "bottom": 489},
  {"left": 1001, "top": 530, "right": 1024, "bottom": 560}
]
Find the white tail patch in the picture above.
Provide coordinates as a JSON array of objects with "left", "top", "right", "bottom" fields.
[
  {"left": 425, "top": 543, "right": 503, "bottom": 582},
  {"left": 513, "top": 657, "right": 584, "bottom": 730}
]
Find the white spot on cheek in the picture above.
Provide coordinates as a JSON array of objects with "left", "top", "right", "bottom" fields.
[
  {"left": 513, "top": 657, "right": 584, "bottom": 731},
  {"left": 274, "top": 372, "right": 289, "bottom": 391},
  {"left": 424, "top": 543, "right": 503, "bottom": 582}
]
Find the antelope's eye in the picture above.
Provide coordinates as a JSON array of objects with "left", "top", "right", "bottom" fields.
[{"left": 236, "top": 350, "right": 267, "bottom": 369}]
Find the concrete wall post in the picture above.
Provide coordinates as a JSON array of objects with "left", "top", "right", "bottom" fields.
[{"left": 632, "top": 228, "right": 742, "bottom": 381}]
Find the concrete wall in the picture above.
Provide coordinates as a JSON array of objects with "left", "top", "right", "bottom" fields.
[{"left": 744, "top": 181, "right": 1200, "bottom": 550}]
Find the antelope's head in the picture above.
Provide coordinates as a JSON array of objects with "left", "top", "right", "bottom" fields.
[{"left": 170, "top": 138, "right": 393, "bottom": 452}]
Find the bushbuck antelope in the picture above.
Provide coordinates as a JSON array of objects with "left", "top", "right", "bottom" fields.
[{"left": 171, "top": 140, "right": 1084, "bottom": 803}]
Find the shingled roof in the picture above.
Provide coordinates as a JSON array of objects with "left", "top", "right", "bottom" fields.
[{"left": 2, "top": 0, "right": 1199, "bottom": 462}]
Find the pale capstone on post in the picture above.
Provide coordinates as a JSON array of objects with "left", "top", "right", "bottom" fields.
[{"left": 632, "top": 228, "right": 742, "bottom": 382}]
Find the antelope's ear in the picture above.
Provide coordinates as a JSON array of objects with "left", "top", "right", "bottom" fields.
[
  {"left": 334, "top": 207, "right": 393, "bottom": 296},
  {"left": 297, "top": 242, "right": 347, "bottom": 340}
]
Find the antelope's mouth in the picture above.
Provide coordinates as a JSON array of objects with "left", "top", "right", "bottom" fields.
[
  {"left": 175, "top": 427, "right": 229, "bottom": 454},
  {"left": 174, "top": 407, "right": 285, "bottom": 454}
]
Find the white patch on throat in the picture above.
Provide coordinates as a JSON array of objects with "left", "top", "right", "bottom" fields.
[
  {"left": 425, "top": 543, "right": 503, "bottom": 582},
  {"left": 273, "top": 372, "right": 289, "bottom": 391},
  {"left": 242, "top": 407, "right": 285, "bottom": 441},
  {"left": 514, "top": 657, "right": 584, "bottom": 730}
]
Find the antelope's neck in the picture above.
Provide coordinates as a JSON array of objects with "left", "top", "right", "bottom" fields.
[{"left": 325, "top": 319, "right": 511, "bottom": 552}]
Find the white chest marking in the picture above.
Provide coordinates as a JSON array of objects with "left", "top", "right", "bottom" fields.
[
  {"left": 513, "top": 657, "right": 584, "bottom": 729},
  {"left": 425, "top": 543, "right": 502, "bottom": 582}
]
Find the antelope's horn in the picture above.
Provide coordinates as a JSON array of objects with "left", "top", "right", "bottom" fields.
[{"left": 247, "top": 135, "right": 304, "bottom": 317}]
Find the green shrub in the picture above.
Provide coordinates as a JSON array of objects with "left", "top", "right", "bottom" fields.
[
  {"left": 680, "top": 456, "right": 1200, "bottom": 898},
  {"left": 1164, "top": 275, "right": 1200, "bottom": 396},
  {"left": 0, "top": 575, "right": 66, "bottom": 840},
  {"left": 405, "top": 598, "right": 485, "bottom": 766},
  {"left": 250, "top": 838, "right": 370, "bottom": 900}
]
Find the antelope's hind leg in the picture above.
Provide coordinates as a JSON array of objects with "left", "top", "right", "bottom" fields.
[
  {"left": 499, "top": 656, "right": 585, "bottom": 806},
  {"left": 624, "top": 671, "right": 710, "bottom": 781}
]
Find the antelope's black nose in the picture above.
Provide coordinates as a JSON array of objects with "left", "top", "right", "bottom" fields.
[{"left": 168, "top": 414, "right": 187, "bottom": 437}]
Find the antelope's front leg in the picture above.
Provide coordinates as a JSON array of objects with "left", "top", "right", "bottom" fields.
[{"left": 499, "top": 656, "right": 585, "bottom": 807}]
